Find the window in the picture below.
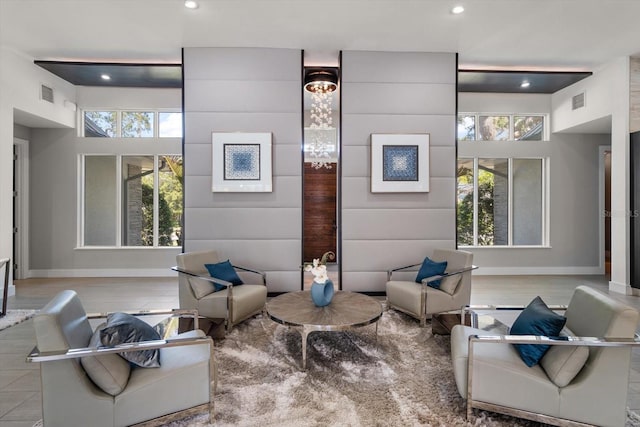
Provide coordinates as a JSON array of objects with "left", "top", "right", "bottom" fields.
[
  {"left": 84, "top": 111, "right": 116, "bottom": 137},
  {"left": 457, "top": 157, "right": 546, "bottom": 247},
  {"left": 159, "top": 112, "right": 183, "bottom": 137},
  {"left": 82, "top": 110, "right": 183, "bottom": 138},
  {"left": 121, "top": 112, "right": 154, "bottom": 137},
  {"left": 458, "top": 113, "right": 546, "bottom": 141},
  {"left": 81, "top": 155, "right": 183, "bottom": 247}
]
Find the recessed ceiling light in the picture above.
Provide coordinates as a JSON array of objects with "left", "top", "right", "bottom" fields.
[
  {"left": 521, "top": 81, "right": 531, "bottom": 88},
  {"left": 451, "top": 5, "right": 465, "bottom": 14},
  {"left": 184, "top": 0, "right": 198, "bottom": 9},
  {"left": 100, "top": 74, "right": 111, "bottom": 81}
]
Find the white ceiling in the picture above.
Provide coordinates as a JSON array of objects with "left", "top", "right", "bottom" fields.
[{"left": 2, "top": 0, "right": 640, "bottom": 71}]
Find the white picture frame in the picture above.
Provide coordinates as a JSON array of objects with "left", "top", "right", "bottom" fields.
[
  {"left": 371, "top": 133, "right": 430, "bottom": 193},
  {"left": 212, "top": 132, "right": 273, "bottom": 192}
]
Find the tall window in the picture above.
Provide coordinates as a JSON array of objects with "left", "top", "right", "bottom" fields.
[
  {"left": 457, "top": 158, "right": 546, "bottom": 247},
  {"left": 82, "top": 155, "right": 183, "bottom": 247}
]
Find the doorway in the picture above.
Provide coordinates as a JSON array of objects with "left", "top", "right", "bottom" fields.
[
  {"left": 601, "top": 146, "right": 611, "bottom": 275},
  {"left": 13, "top": 138, "right": 29, "bottom": 279}
]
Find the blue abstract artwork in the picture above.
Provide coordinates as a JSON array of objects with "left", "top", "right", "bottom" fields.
[
  {"left": 224, "top": 144, "right": 260, "bottom": 180},
  {"left": 382, "top": 145, "right": 419, "bottom": 181}
]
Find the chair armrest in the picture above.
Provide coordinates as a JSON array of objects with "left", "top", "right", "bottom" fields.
[
  {"left": 84, "top": 308, "right": 201, "bottom": 332},
  {"left": 386, "top": 263, "right": 422, "bottom": 281},
  {"left": 171, "top": 266, "right": 233, "bottom": 289},
  {"left": 468, "top": 333, "right": 640, "bottom": 348},
  {"left": 85, "top": 308, "right": 199, "bottom": 320},
  {"left": 419, "top": 265, "right": 478, "bottom": 285},
  {"left": 461, "top": 304, "right": 568, "bottom": 327},
  {"left": 232, "top": 264, "right": 267, "bottom": 286},
  {"left": 27, "top": 334, "right": 214, "bottom": 363}
]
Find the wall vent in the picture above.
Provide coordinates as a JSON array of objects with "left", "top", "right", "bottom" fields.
[
  {"left": 572, "top": 92, "right": 585, "bottom": 110},
  {"left": 40, "top": 84, "right": 54, "bottom": 103}
]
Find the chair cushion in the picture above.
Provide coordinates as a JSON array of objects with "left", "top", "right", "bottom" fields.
[
  {"left": 540, "top": 326, "right": 589, "bottom": 387},
  {"left": 101, "top": 312, "right": 161, "bottom": 368},
  {"left": 510, "top": 296, "right": 567, "bottom": 367},
  {"left": 205, "top": 260, "right": 244, "bottom": 291},
  {"left": 415, "top": 257, "right": 447, "bottom": 288},
  {"left": 80, "top": 323, "right": 131, "bottom": 396}
]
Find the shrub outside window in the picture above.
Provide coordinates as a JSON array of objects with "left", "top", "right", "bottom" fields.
[{"left": 122, "top": 112, "right": 154, "bottom": 138}]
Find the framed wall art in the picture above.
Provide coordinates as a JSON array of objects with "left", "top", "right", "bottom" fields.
[
  {"left": 212, "top": 132, "right": 273, "bottom": 192},
  {"left": 371, "top": 133, "right": 430, "bottom": 193}
]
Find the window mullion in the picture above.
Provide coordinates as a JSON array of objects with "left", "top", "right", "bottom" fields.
[
  {"left": 78, "top": 155, "right": 85, "bottom": 246},
  {"left": 116, "top": 155, "right": 122, "bottom": 247},
  {"left": 153, "top": 156, "right": 159, "bottom": 247},
  {"left": 473, "top": 158, "right": 479, "bottom": 246},
  {"left": 508, "top": 158, "right": 513, "bottom": 246}
]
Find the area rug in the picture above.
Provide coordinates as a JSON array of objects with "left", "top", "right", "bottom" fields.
[
  {"left": 158, "top": 310, "right": 640, "bottom": 427},
  {"left": 0, "top": 309, "right": 36, "bottom": 332}
]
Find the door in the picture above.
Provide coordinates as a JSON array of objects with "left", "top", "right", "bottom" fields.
[
  {"left": 13, "top": 139, "right": 29, "bottom": 279},
  {"left": 303, "top": 163, "right": 337, "bottom": 261}
]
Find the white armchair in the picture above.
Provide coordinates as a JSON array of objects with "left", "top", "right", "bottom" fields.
[
  {"left": 386, "top": 249, "right": 476, "bottom": 326},
  {"left": 451, "top": 286, "right": 640, "bottom": 427},
  {"left": 28, "top": 290, "right": 215, "bottom": 427},
  {"left": 174, "top": 249, "right": 268, "bottom": 333}
]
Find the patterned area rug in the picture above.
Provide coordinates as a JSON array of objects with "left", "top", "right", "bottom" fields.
[
  {"left": 0, "top": 309, "right": 36, "bottom": 332},
  {"left": 159, "top": 310, "right": 640, "bottom": 427}
]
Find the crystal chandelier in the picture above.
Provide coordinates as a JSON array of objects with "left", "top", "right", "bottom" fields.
[{"left": 304, "top": 69, "right": 338, "bottom": 170}]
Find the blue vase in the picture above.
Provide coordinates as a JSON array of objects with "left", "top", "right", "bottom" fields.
[{"left": 310, "top": 279, "right": 334, "bottom": 307}]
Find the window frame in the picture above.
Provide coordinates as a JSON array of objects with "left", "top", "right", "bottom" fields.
[
  {"left": 458, "top": 113, "right": 549, "bottom": 142},
  {"left": 81, "top": 109, "right": 183, "bottom": 138},
  {"left": 78, "top": 153, "right": 182, "bottom": 249},
  {"left": 457, "top": 156, "right": 550, "bottom": 248}
]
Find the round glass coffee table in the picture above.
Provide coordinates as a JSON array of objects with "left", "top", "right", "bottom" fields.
[{"left": 266, "top": 291, "right": 383, "bottom": 369}]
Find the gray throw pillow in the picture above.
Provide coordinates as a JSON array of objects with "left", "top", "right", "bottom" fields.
[
  {"left": 540, "top": 326, "right": 589, "bottom": 387},
  {"left": 100, "top": 312, "right": 161, "bottom": 368},
  {"left": 80, "top": 323, "right": 131, "bottom": 396},
  {"left": 439, "top": 273, "right": 461, "bottom": 295},
  {"left": 189, "top": 277, "right": 218, "bottom": 299}
]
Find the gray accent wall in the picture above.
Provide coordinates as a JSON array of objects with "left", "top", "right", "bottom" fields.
[
  {"left": 341, "top": 51, "right": 458, "bottom": 292},
  {"left": 182, "top": 48, "right": 302, "bottom": 293}
]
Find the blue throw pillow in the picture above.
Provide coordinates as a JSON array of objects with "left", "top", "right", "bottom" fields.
[
  {"left": 415, "top": 257, "right": 447, "bottom": 288},
  {"left": 205, "top": 260, "right": 244, "bottom": 292},
  {"left": 510, "top": 296, "right": 567, "bottom": 367}
]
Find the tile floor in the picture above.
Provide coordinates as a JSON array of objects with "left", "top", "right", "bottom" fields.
[{"left": 1, "top": 275, "right": 639, "bottom": 426}]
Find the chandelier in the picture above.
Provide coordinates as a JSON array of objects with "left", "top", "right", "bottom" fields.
[{"left": 304, "top": 69, "right": 338, "bottom": 170}]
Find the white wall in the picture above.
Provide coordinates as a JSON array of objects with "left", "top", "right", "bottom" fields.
[
  {"left": 27, "top": 86, "right": 182, "bottom": 277},
  {"left": 459, "top": 93, "right": 608, "bottom": 274},
  {"left": 0, "top": 47, "right": 76, "bottom": 290},
  {"left": 552, "top": 57, "right": 631, "bottom": 293}
]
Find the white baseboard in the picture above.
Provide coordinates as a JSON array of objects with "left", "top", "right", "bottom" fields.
[
  {"left": 609, "top": 281, "right": 632, "bottom": 295},
  {"left": 474, "top": 266, "right": 604, "bottom": 276},
  {"left": 28, "top": 269, "right": 176, "bottom": 278}
]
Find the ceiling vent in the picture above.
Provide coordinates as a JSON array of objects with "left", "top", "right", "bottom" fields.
[
  {"left": 40, "top": 84, "right": 54, "bottom": 103},
  {"left": 572, "top": 92, "right": 586, "bottom": 110}
]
